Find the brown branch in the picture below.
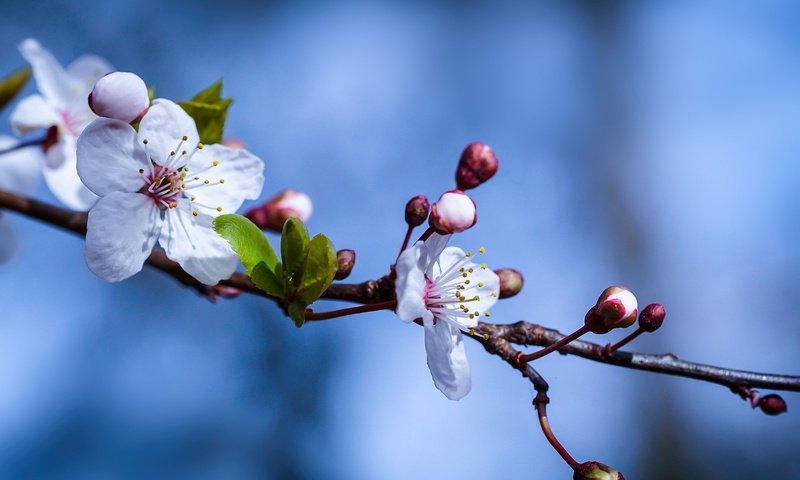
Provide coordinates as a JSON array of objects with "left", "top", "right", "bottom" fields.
[{"left": 3, "top": 189, "right": 799, "bottom": 396}]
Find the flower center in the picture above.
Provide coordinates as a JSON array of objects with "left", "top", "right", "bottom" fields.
[
  {"left": 138, "top": 136, "right": 227, "bottom": 215},
  {"left": 423, "top": 247, "right": 496, "bottom": 327}
]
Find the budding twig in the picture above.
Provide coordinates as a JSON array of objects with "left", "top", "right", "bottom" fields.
[
  {"left": 534, "top": 391, "right": 579, "bottom": 470},
  {"left": 304, "top": 300, "right": 397, "bottom": 322},
  {"left": 516, "top": 324, "right": 590, "bottom": 365}
]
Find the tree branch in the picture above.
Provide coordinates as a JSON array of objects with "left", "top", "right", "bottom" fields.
[{"left": 3, "top": 188, "right": 799, "bottom": 397}]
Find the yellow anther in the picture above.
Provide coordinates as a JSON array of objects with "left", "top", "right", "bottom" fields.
[
  {"left": 468, "top": 268, "right": 474, "bottom": 273},
  {"left": 143, "top": 139, "right": 148, "bottom": 145},
  {"left": 182, "top": 150, "right": 187, "bottom": 155},
  {"left": 465, "top": 251, "right": 472, "bottom": 257},
  {"left": 190, "top": 195, "right": 196, "bottom": 201},
  {"left": 197, "top": 143, "right": 204, "bottom": 149},
  {"left": 481, "top": 263, "right": 488, "bottom": 270},
  {"left": 479, "top": 246, "right": 486, "bottom": 253},
  {"left": 170, "top": 151, "right": 175, "bottom": 156},
  {"left": 491, "top": 291, "right": 498, "bottom": 298},
  {"left": 478, "top": 282, "right": 484, "bottom": 287},
  {"left": 192, "top": 210, "right": 199, "bottom": 217},
  {"left": 183, "top": 167, "right": 189, "bottom": 172},
  {"left": 468, "top": 328, "right": 476, "bottom": 336},
  {"left": 469, "top": 314, "right": 475, "bottom": 319},
  {"left": 168, "top": 202, "right": 177, "bottom": 208},
  {"left": 459, "top": 268, "right": 465, "bottom": 273},
  {"left": 212, "top": 161, "right": 219, "bottom": 166},
  {"left": 219, "top": 178, "right": 225, "bottom": 184},
  {"left": 484, "top": 312, "right": 491, "bottom": 317},
  {"left": 138, "top": 168, "right": 144, "bottom": 174},
  {"left": 462, "top": 273, "right": 468, "bottom": 278},
  {"left": 216, "top": 206, "right": 223, "bottom": 212},
  {"left": 204, "top": 179, "right": 210, "bottom": 185},
  {"left": 182, "top": 135, "right": 188, "bottom": 141},
  {"left": 464, "top": 279, "right": 470, "bottom": 284}
]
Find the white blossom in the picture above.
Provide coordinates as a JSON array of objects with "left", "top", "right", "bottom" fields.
[
  {"left": 395, "top": 234, "right": 499, "bottom": 400},
  {"left": 76, "top": 99, "right": 264, "bottom": 285}
]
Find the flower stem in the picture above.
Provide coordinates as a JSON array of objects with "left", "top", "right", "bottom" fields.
[
  {"left": 397, "top": 225, "right": 415, "bottom": 257},
  {"left": 417, "top": 226, "right": 435, "bottom": 243},
  {"left": 534, "top": 392, "right": 578, "bottom": 469},
  {"left": 0, "top": 135, "right": 47, "bottom": 156},
  {"left": 605, "top": 327, "right": 645, "bottom": 355},
  {"left": 517, "top": 324, "right": 590, "bottom": 364},
  {"left": 304, "top": 300, "right": 397, "bottom": 322}
]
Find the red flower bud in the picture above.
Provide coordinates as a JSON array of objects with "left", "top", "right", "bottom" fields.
[
  {"left": 429, "top": 190, "right": 477, "bottom": 234},
  {"left": 335, "top": 249, "right": 356, "bottom": 280},
  {"left": 455, "top": 142, "right": 498, "bottom": 190},
  {"left": 638, "top": 303, "right": 665, "bottom": 332},
  {"left": 404, "top": 195, "right": 430, "bottom": 227},
  {"left": 573, "top": 461, "right": 625, "bottom": 480},
  {"left": 758, "top": 394, "right": 787, "bottom": 416},
  {"left": 585, "top": 286, "right": 638, "bottom": 334},
  {"left": 495, "top": 268, "right": 524, "bottom": 298},
  {"left": 245, "top": 189, "right": 313, "bottom": 232}
]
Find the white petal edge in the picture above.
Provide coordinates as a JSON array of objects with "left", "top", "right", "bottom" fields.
[
  {"left": 424, "top": 319, "right": 471, "bottom": 400},
  {"left": 138, "top": 99, "right": 200, "bottom": 163},
  {"left": 18, "top": 38, "right": 72, "bottom": 107},
  {"left": 9, "top": 95, "right": 61, "bottom": 135},
  {"left": 158, "top": 202, "right": 238, "bottom": 285},
  {"left": 186, "top": 144, "right": 265, "bottom": 215},
  {"left": 85, "top": 192, "right": 162, "bottom": 282},
  {"left": 0, "top": 135, "right": 43, "bottom": 195},
  {"left": 76, "top": 118, "right": 149, "bottom": 196},
  {"left": 395, "top": 241, "right": 432, "bottom": 324}
]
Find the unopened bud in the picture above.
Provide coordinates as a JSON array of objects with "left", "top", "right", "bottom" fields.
[
  {"left": 585, "top": 286, "right": 638, "bottom": 334},
  {"left": 495, "top": 268, "right": 524, "bottom": 298},
  {"left": 456, "top": 142, "right": 498, "bottom": 190},
  {"left": 757, "top": 394, "right": 787, "bottom": 416},
  {"left": 405, "top": 195, "right": 430, "bottom": 227},
  {"left": 245, "top": 189, "right": 313, "bottom": 232},
  {"left": 638, "top": 303, "right": 665, "bottom": 332},
  {"left": 89, "top": 72, "right": 149, "bottom": 123},
  {"left": 335, "top": 249, "right": 356, "bottom": 280},
  {"left": 429, "top": 190, "right": 477, "bottom": 234},
  {"left": 573, "top": 461, "right": 625, "bottom": 480}
]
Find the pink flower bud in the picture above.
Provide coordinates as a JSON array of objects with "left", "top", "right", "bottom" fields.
[
  {"left": 429, "top": 190, "right": 477, "bottom": 234},
  {"left": 245, "top": 189, "right": 313, "bottom": 232},
  {"left": 573, "top": 461, "right": 625, "bottom": 480},
  {"left": 638, "top": 303, "right": 665, "bottom": 332},
  {"left": 585, "top": 286, "right": 638, "bottom": 334},
  {"left": 404, "top": 195, "right": 430, "bottom": 227},
  {"left": 495, "top": 268, "right": 524, "bottom": 298},
  {"left": 757, "top": 394, "right": 787, "bottom": 416},
  {"left": 335, "top": 249, "right": 356, "bottom": 280},
  {"left": 89, "top": 72, "right": 149, "bottom": 123},
  {"left": 456, "top": 142, "right": 498, "bottom": 190}
]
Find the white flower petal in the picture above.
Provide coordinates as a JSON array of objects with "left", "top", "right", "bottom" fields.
[
  {"left": 66, "top": 54, "right": 113, "bottom": 92},
  {"left": 395, "top": 241, "right": 432, "bottom": 324},
  {"left": 41, "top": 137, "right": 97, "bottom": 211},
  {"left": 424, "top": 233, "right": 451, "bottom": 266},
  {"left": 76, "top": 118, "right": 148, "bottom": 196},
  {"left": 424, "top": 319, "right": 471, "bottom": 400},
  {"left": 9, "top": 95, "right": 61, "bottom": 135},
  {"left": 18, "top": 38, "right": 72, "bottom": 107},
  {"left": 138, "top": 99, "right": 200, "bottom": 163},
  {"left": 85, "top": 192, "right": 161, "bottom": 281},
  {"left": 187, "top": 144, "right": 264, "bottom": 215},
  {"left": 0, "top": 135, "right": 43, "bottom": 195},
  {"left": 0, "top": 214, "right": 19, "bottom": 264},
  {"left": 159, "top": 203, "right": 238, "bottom": 285}
]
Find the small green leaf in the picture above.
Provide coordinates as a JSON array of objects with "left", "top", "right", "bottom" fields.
[
  {"left": 0, "top": 66, "right": 31, "bottom": 113},
  {"left": 213, "top": 213, "right": 279, "bottom": 271},
  {"left": 288, "top": 301, "right": 308, "bottom": 328},
  {"left": 296, "top": 234, "right": 337, "bottom": 305},
  {"left": 280, "top": 218, "right": 310, "bottom": 292},
  {"left": 251, "top": 261, "right": 284, "bottom": 298},
  {"left": 177, "top": 80, "right": 233, "bottom": 144},
  {"left": 147, "top": 85, "right": 156, "bottom": 103}
]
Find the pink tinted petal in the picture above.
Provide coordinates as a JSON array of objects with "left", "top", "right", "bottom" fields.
[
  {"left": 423, "top": 319, "right": 471, "bottom": 400},
  {"left": 85, "top": 192, "right": 161, "bottom": 281},
  {"left": 158, "top": 202, "right": 238, "bottom": 285},
  {"left": 76, "top": 118, "right": 148, "bottom": 196}
]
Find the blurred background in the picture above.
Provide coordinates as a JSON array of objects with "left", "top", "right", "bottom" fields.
[{"left": 0, "top": 0, "right": 798, "bottom": 478}]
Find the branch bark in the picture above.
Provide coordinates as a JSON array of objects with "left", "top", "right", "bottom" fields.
[{"left": 2, "top": 188, "right": 799, "bottom": 396}]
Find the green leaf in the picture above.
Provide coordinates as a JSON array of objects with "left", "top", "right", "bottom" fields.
[
  {"left": 0, "top": 66, "right": 31, "bottom": 113},
  {"left": 288, "top": 301, "right": 308, "bottom": 328},
  {"left": 177, "top": 80, "right": 233, "bottom": 144},
  {"left": 147, "top": 85, "right": 156, "bottom": 103},
  {"left": 251, "top": 261, "right": 284, "bottom": 298},
  {"left": 280, "top": 218, "right": 310, "bottom": 292},
  {"left": 214, "top": 214, "right": 279, "bottom": 272},
  {"left": 295, "top": 234, "right": 337, "bottom": 305}
]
